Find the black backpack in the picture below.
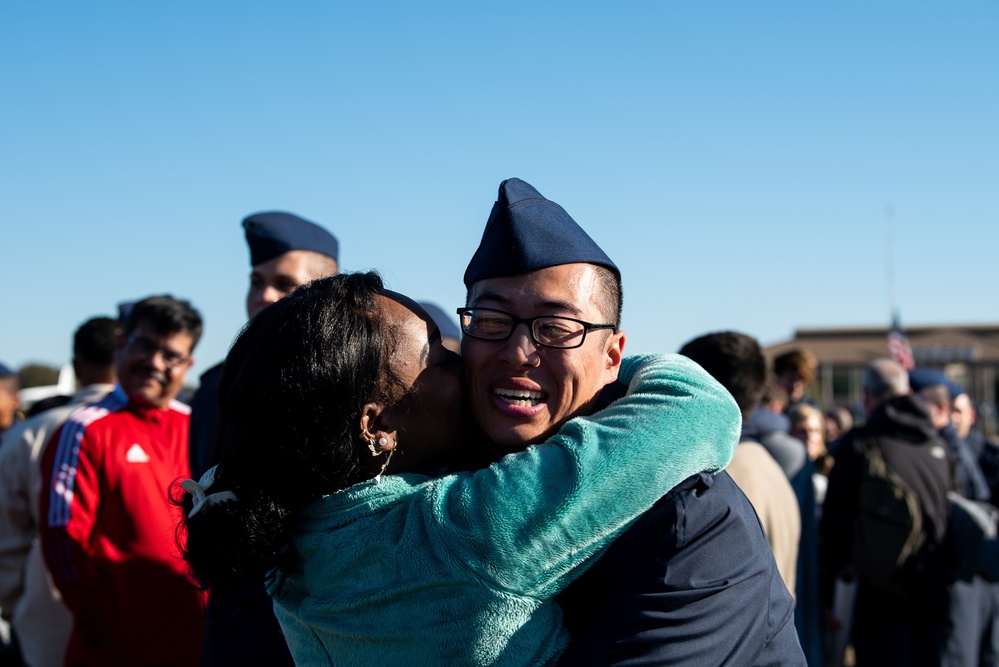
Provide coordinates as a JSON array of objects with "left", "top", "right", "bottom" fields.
[{"left": 852, "top": 437, "right": 925, "bottom": 594}]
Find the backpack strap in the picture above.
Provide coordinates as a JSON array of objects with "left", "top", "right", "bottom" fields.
[{"left": 861, "top": 436, "right": 925, "bottom": 568}]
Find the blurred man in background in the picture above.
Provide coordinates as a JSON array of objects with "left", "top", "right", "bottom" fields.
[{"left": 0, "top": 317, "right": 119, "bottom": 667}]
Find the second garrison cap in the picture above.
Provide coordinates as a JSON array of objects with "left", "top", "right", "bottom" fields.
[
  {"left": 463, "top": 178, "right": 619, "bottom": 286},
  {"left": 417, "top": 302, "right": 461, "bottom": 341},
  {"left": 909, "top": 367, "right": 965, "bottom": 398},
  {"left": 0, "top": 362, "right": 15, "bottom": 378},
  {"left": 242, "top": 211, "right": 339, "bottom": 267}
]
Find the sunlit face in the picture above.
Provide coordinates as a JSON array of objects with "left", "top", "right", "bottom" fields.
[
  {"left": 824, "top": 414, "right": 842, "bottom": 442},
  {"left": 791, "top": 413, "right": 826, "bottom": 461},
  {"left": 0, "top": 383, "right": 19, "bottom": 431},
  {"left": 461, "top": 263, "right": 625, "bottom": 451},
  {"left": 777, "top": 371, "right": 807, "bottom": 404},
  {"left": 952, "top": 393, "right": 976, "bottom": 440},
  {"left": 246, "top": 250, "right": 338, "bottom": 319},
  {"left": 378, "top": 295, "right": 466, "bottom": 472},
  {"left": 116, "top": 321, "right": 195, "bottom": 409}
]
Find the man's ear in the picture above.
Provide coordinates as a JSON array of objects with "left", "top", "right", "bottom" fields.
[
  {"left": 604, "top": 330, "right": 625, "bottom": 383},
  {"left": 360, "top": 403, "right": 398, "bottom": 455}
]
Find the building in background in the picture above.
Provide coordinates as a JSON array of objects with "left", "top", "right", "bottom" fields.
[{"left": 765, "top": 324, "right": 999, "bottom": 435}]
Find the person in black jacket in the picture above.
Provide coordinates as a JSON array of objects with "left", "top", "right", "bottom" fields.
[{"left": 820, "top": 358, "right": 956, "bottom": 666}]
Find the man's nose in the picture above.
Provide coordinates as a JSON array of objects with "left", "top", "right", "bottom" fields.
[
  {"left": 497, "top": 323, "right": 540, "bottom": 367},
  {"left": 144, "top": 348, "right": 170, "bottom": 371}
]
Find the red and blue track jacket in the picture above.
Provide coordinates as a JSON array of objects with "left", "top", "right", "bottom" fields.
[{"left": 39, "top": 387, "right": 203, "bottom": 666}]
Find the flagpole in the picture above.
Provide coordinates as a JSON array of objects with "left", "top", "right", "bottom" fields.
[
  {"left": 885, "top": 205, "right": 915, "bottom": 370},
  {"left": 886, "top": 205, "right": 895, "bottom": 320}
]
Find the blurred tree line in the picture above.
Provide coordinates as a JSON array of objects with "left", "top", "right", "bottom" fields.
[{"left": 18, "top": 363, "right": 61, "bottom": 388}]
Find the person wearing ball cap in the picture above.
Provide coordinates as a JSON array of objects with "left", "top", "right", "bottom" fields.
[
  {"left": 459, "top": 178, "right": 805, "bottom": 665},
  {"left": 909, "top": 368, "right": 990, "bottom": 502},
  {"left": 190, "top": 210, "right": 338, "bottom": 667}
]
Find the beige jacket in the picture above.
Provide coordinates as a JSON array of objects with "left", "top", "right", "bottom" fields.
[
  {"left": 0, "top": 384, "right": 114, "bottom": 667},
  {"left": 726, "top": 441, "right": 802, "bottom": 598}
]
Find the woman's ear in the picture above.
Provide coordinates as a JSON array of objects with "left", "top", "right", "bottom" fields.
[{"left": 360, "top": 403, "right": 398, "bottom": 456}]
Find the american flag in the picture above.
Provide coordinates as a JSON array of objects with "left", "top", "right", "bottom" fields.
[{"left": 888, "top": 313, "right": 915, "bottom": 370}]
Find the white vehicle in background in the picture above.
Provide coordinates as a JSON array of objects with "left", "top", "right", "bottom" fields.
[{"left": 18, "top": 364, "right": 75, "bottom": 413}]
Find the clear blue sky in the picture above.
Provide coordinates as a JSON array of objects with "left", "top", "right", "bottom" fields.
[{"left": 2, "top": 2, "right": 997, "bottom": 384}]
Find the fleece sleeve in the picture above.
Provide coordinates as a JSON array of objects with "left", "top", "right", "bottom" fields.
[{"left": 427, "top": 353, "right": 741, "bottom": 596}]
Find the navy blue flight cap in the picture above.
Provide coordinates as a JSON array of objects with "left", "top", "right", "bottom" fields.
[
  {"left": 463, "top": 178, "right": 619, "bottom": 286},
  {"left": 417, "top": 302, "right": 461, "bottom": 341},
  {"left": 947, "top": 379, "right": 968, "bottom": 398},
  {"left": 909, "top": 367, "right": 964, "bottom": 398},
  {"left": 0, "top": 362, "right": 15, "bottom": 378},
  {"left": 117, "top": 301, "right": 135, "bottom": 325},
  {"left": 242, "top": 211, "right": 339, "bottom": 267}
]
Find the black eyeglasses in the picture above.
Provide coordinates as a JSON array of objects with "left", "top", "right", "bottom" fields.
[
  {"left": 456, "top": 308, "right": 617, "bottom": 350},
  {"left": 126, "top": 334, "right": 190, "bottom": 370}
]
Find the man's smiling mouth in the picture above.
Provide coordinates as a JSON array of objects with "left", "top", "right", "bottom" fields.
[{"left": 494, "top": 388, "right": 544, "bottom": 407}]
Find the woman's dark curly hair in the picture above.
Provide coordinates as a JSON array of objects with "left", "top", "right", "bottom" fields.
[{"left": 181, "top": 271, "right": 403, "bottom": 591}]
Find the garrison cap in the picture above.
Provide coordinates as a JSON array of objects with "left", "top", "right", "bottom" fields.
[
  {"left": 117, "top": 301, "right": 135, "bottom": 325},
  {"left": 417, "top": 302, "right": 461, "bottom": 341},
  {"left": 0, "top": 362, "right": 15, "bottom": 378},
  {"left": 242, "top": 211, "right": 339, "bottom": 267},
  {"left": 463, "top": 178, "right": 619, "bottom": 286},
  {"left": 909, "top": 367, "right": 965, "bottom": 398}
]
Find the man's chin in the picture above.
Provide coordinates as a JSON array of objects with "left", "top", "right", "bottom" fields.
[
  {"left": 472, "top": 404, "right": 556, "bottom": 453},
  {"left": 125, "top": 386, "right": 168, "bottom": 409},
  {"left": 486, "top": 424, "right": 554, "bottom": 454}
]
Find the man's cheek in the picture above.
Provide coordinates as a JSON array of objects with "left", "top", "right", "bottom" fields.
[{"left": 470, "top": 386, "right": 491, "bottom": 421}]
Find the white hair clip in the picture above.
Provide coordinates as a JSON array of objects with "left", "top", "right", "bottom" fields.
[{"left": 180, "top": 464, "right": 238, "bottom": 518}]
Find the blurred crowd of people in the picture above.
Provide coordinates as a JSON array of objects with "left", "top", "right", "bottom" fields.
[{"left": 751, "top": 348, "right": 999, "bottom": 667}]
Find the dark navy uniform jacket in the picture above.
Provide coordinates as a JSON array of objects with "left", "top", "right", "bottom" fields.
[
  {"left": 189, "top": 362, "right": 296, "bottom": 667},
  {"left": 188, "top": 361, "right": 223, "bottom": 480},
  {"left": 557, "top": 471, "right": 805, "bottom": 666}
]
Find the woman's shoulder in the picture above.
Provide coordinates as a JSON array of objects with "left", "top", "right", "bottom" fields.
[{"left": 301, "top": 473, "right": 429, "bottom": 513}]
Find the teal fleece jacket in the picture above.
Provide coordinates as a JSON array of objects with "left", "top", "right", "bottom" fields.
[{"left": 269, "top": 354, "right": 740, "bottom": 666}]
